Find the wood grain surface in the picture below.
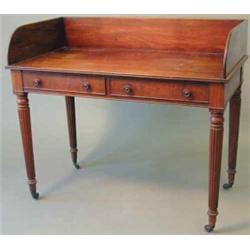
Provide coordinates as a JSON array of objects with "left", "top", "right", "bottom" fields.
[
  {"left": 64, "top": 18, "right": 240, "bottom": 53},
  {"left": 8, "top": 18, "right": 66, "bottom": 65},
  {"left": 8, "top": 47, "right": 225, "bottom": 82}
]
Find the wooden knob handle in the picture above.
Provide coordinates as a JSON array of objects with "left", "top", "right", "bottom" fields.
[
  {"left": 83, "top": 82, "right": 91, "bottom": 92},
  {"left": 182, "top": 88, "right": 192, "bottom": 98},
  {"left": 33, "top": 79, "right": 41, "bottom": 87},
  {"left": 123, "top": 85, "right": 132, "bottom": 95}
]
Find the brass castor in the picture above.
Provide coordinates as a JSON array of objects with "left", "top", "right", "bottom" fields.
[
  {"left": 31, "top": 191, "right": 39, "bottom": 200},
  {"left": 204, "top": 224, "right": 215, "bottom": 232},
  {"left": 223, "top": 182, "right": 233, "bottom": 189},
  {"left": 74, "top": 162, "right": 80, "bottom": 169}
]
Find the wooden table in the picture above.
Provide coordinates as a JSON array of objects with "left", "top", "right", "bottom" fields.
[{"left": 6, "top": 17, "right": 248, "bottom": 232}]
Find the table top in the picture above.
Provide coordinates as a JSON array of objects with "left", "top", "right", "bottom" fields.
[
  {"left": 8, "top": 47, "right": 225, "bottom": 82},
  {"left": 6, "top": 17, "right": 248, "bottom": 84}
]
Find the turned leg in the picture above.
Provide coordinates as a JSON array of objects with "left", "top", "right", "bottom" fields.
[
  {"left": 17, "top": 93, "right": 39, "bottom": 199},
  {"left": 205, "top": 110, "right": 224, "bottom": 232},
  {"left": 65, "top": 96, "right": 80, "bottom": 169},
  {"left": 223, "top": 88, "right": 241, "bottom": 189}
]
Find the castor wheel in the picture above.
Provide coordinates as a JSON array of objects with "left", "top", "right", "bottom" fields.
[
  {"left": 223, "top": 182, "right": 233, "bottom": 190},
  {"left": 74, "top": 162, "right": 80, "bottom": 169},
  {"left": 31, "top": 192, "right": 39, "bottom": 200},
  {"left": 204, "top": 224, "right": 215, "bottom": 232}
]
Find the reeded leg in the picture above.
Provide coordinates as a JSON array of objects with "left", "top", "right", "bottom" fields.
[
  {"left": 65, "top": 96, "right": 80, "bottom": 169},
  {"left": 223, "top": 88, "right": 241, "bottom": 190},
  {"left": 205, "top": 110, "right": 224, "bottom": 232},
  {"left": 17, "top": 93, "right": 39, "bottom": 199}
]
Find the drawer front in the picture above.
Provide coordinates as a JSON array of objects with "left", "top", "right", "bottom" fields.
[
  {"left": 23, "top": 72, "right": 106, "bottom": 96},
  {"left": 108, "top": 78, "right": 208, "bottom": 104}
]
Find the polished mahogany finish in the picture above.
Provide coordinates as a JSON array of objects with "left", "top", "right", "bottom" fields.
[
  {"left": 206, "top": 110, "right": 224, "bottom": 232},
  {"left": 16, "top": 93, "right": 39, "bottom": 199},
  {"left": 108, "top": 78, "right": 208, "bottom": 104},
  {"left": 65, "top": 96, "right": 79, "bottom": 169},
  {"left": 223, "top": 87, "right": 242, "bottom": 189},
  {"left": 8, "top": 47, "right": 227, "bottom": 82},
  {"left": 23, "top": 71, "right": 106, "bottom": 96},
  {"left": 8, "top": 18, "right": 65, "bottom": 65},
  {"left": 64, "top": 18, "right": 239, "bottom": 53},
  {"left": 6, "top": 17, "right": 248, "bottom": 233}
]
